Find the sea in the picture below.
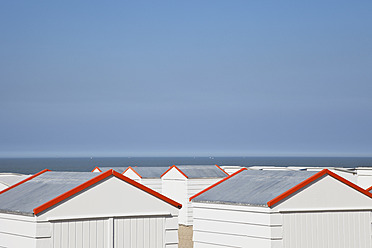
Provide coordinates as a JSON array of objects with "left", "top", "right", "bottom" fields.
[{"left": 1, "top": 156, "right": 372, "bottom": 174}]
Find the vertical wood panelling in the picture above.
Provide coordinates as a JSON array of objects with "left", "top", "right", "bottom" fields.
[
  {"left": 52, "top": 218, "right": 109, "bottom": 248},
  {"left": 76, "top": 221, "right": 83, "bottom": 247},
  {"left": 82, "top": 221, "right": 89, "bottom": 248},
  {"left": 89, "top": 220, "right": 97, "bottom": 248},
  {"left": 114, "top": 216, "right": 166, "bottom": 248},
  {"left": 143, "top": 218, "right": 150, "bottom": 248},
  {"left": 53, "top": 222, "right": 61, "bottom": 248},
  {"left": 96, "top": 219, "right": 105, "bottom": 248},
  {"left": 50, "top": 216, "right": 175, "bottom": 248},
  {"left": 61, "top": 222, "right": 69, "bottom": 248},
  {"left": 283, "top": 211, "right": 371, "bottom": 248},
  {"left": 68, "top": 221, "right": 76, "bottom": 248}
]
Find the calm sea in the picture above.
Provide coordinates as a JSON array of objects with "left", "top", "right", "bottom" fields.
[{"left": 1, "top": 157, "right": 372, "bottom": 174}]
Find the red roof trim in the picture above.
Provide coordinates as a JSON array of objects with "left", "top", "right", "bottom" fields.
[
  {"left": 91, "top": 167, "right": 102, "bottom": 172},
  {"left": 33, "top": 169, "right": 182, "bottom": 215},
  {"left": 366, "top": 185, "right": 372, "bottom": 192},
  {"left": 123, "top": 166, "right": 142, "bottom": 178},
  {"left": 190, "top": 168, "right": 247, "bottom": 201},
  {"left": 161, "top": 165, "right": 188, "bottom": 179},
  {"left": 267, "top": 169, "right": 372, "bottom": 207},
  {"left": 215, "top": 164, "right": 229, "bottom": 176},
  {"left": 0, "top": 169, "right": 50, "bottom": 195}
]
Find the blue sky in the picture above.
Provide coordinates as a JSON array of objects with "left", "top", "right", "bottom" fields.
[{"left": 0, "top": 1, "right": 371, "bottom": 157}]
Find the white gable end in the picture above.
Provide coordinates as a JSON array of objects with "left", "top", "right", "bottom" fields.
[
  {"left": 162, "top": 167, "right": 187, "bottom": 180},
  {"left": 123, "top": 168, "right": 141, "bottom": 181},
  {"left": 38, "top": 176, "right": 178, "bottom": 220},
  {"left": 273, "top": 175, "right": 372, "bottom": 211}
]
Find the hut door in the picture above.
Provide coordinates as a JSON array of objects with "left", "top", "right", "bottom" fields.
[{"left": 113, "top": 216, "right": 165, "bottom": 248}]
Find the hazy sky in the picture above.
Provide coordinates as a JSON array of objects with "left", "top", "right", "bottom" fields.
[{"left": 1, "top": 1, "right": 371, "bottom": 157}]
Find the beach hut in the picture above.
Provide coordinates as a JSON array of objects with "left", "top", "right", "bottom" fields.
[
  {"left": 0, "top": 169, "right": 181, "bottom": 248},
  {"left": 190, "top": 168, "right": 372, "bottom": 248},
  {"left": 161, "top": 165, "right": 228, "bottom": 226}
]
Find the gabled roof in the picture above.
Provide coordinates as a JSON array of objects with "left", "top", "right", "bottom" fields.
[
  {"left": 190, "top": 169, "right": 372, "bottom": 208},
  {"left": 161, "top": 165, "right": 228, "bottom": 179},
  {"left": 92, "top": 167, "right": 128, "bottom": 174},
  {"left": 0, "top": 169, "right": 182, "bottom": 216},
  {"left": 124, "top": 166, "right": 170, "bottom": 178}
]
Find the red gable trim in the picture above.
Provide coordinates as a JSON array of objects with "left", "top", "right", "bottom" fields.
[
  {"left": 161, "top": 165, "right": 188, "bottom": 179},
  {"left": 0, "top": 169, "right": 50, "bottom": 195},
  {"left": 91, "top": 167, "right": 102, "bottom": 172},
  {"left": 33, "top": 169, "right": 182, "bottom": 215},
  {"left": 215, "top": 164, "right": 229, "bottom": 176},
  {"left": 189, "top": 168, "right": 247, "bottom": 202},
  {"left": 123, "top": 166, "right": 142, "bottom": 178},
  {"left": 267, "top": 169, "right": 372, "bottom": 207}
]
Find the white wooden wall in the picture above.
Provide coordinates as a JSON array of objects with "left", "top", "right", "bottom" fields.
[
  {"left": 51, "top": 216, "right": 178, "bottom": 248},
  {"left": 0, "top": 213, "right": 51, "bottom": 248},
  {"left": 192, "top": 203, "right": 281, "bottom": 248},
  {"left": 162, "top": 179, "right": 188, "bottom": 225},
  {"left": 282, "top": 211, "right": 372, "bottom": 248},
  {"left": 141, "top": 179, "right": 162, "bottom": 193},
  {"left": 186, "top": 179, "right": 220, "bottom": 226}
]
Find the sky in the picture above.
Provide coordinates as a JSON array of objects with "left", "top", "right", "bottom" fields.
[{"left": 0, "top": 1, "right": 371, "bottom": 157}]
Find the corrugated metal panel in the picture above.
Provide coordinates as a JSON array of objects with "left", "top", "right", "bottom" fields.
[
  {"left": 114, "top": 216, "right": 165, "bottom": 248},
  {"left": 192, "top": 170, "right": 318, "bottom": 207},
  {"left": 131, "top": 167, "right": 170, "bottom": 178},
  {"left": 177, "top": 165, "right": 227, "bottom": 178},
  {"left": 99, "top": 167, "right": 128, "bottom": 174},
  {"left": 282, "top": 211, "right": 371, "bottom": 248},
  {"left": 52, "top": 218, "right": 110, "bottom": 248},
  {"left": 0, "top": 172, "right": 98, "bottom": 215}
]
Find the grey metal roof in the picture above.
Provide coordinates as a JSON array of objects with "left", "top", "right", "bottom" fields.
[
  {"left": 98, "top": 167, "right": 128, "bottom": 174},
  {"left": 97, "top": 166, "right": 170, "bottom": 178},
  {"left": 176, "top": 165, "right": 227, "bottom": 178},
  {"left": 129, "top": 167, "right": 170, "bottom": 178},
  {"left": 0, "top": 171, "right": 98, "bottom": 216},
  {"left": 192, "top": 169, "right": 319, "bottom": 207}
]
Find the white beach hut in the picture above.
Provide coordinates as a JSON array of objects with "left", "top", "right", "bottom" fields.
[
  {"left": 0, "top": 169, "right": 181, "bottom": 248},
  {"left": 161, "top": 165, "right": 228, "bottom": 226},
  {"left": 191, "top": 168, "right": 372, "bottom": 248}
]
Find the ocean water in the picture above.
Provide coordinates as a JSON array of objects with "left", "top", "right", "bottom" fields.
[{"left": 1, "top": 156, "right": 372, "bottom": 174}]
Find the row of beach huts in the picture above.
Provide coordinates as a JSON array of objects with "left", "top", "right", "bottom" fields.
[{"left": 1, "top": 165, "right": 372, "bottom": 247}]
